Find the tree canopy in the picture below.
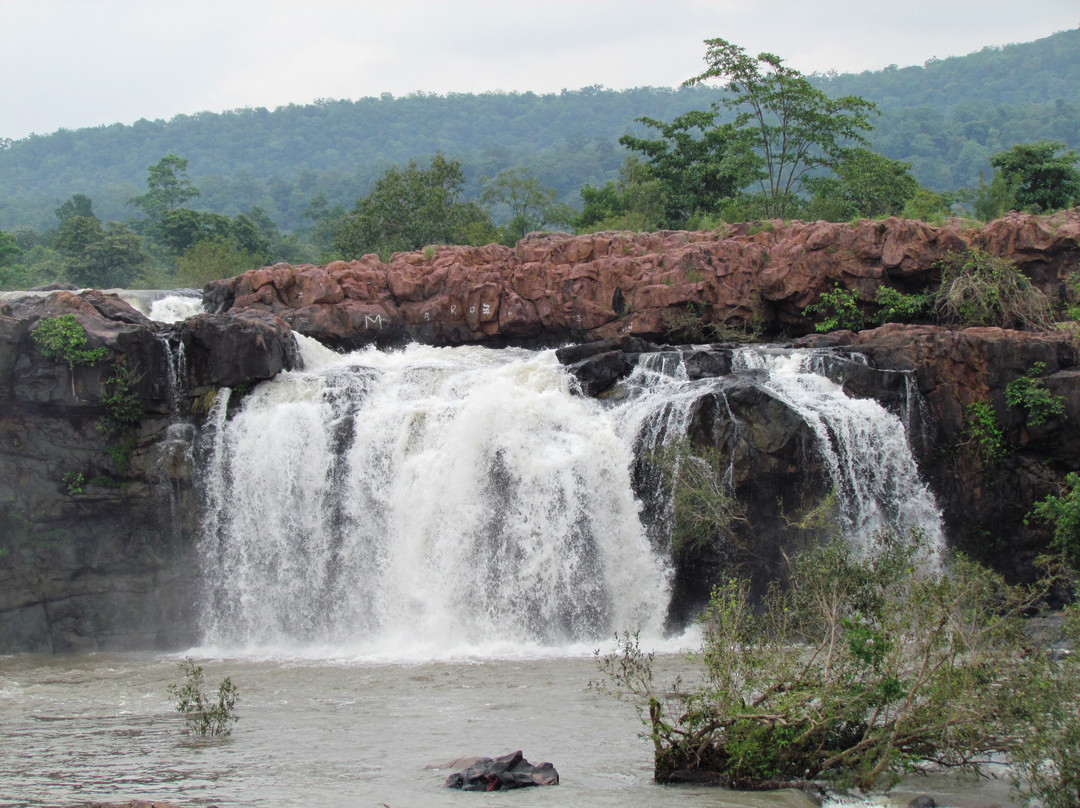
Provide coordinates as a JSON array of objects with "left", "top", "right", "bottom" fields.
[
  {"left": 480, "top": 168, "right": 574, "bottom": 243},
  {"left": 685, "top": 38, "right": 878, "bottom": 218},
  {"left": 989, "top": 140, "right": 1080, "bottom": 212},
  {"left": 334, "top": 154, "right": 495, "bottom": 259},
  {"left": 130, "top": 154, "right": 201, "bottom": 225},
  {"left": 1, "top": 29, "right": 1077, "bottom": 234},
  {"left": 618, "top": 109, "right": 756, "bottom": 227},
  {"left": 804, "top": 148, "right": 921, "bottom": 220}
]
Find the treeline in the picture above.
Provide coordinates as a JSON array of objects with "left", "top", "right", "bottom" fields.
[
  {"left": 0, "top": 86, "right": 709, "bottom": 232},
  {"left": 6, "top": 41, "right": 1079, "bottom": 293},
  {"left": 0, "top": 29, "right": 1077, "bottom": 233}
]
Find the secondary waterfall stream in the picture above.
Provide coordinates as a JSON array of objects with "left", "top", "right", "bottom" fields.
[
  {"left": 733, "top": 348, "right": 944, "bottom": 553},
  {"left": 197, "top": 339, "right": 943, "bottom": 655}
]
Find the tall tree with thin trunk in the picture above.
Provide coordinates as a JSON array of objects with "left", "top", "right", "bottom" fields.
[{"left": 684, "top": 38, "right": 877, "bottom": 219}]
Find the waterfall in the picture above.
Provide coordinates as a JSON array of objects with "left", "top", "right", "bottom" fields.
[
  {"left": 198, "top": 340, "right": 672, "bottom": 654},
  {"left": 161, "top": 336, "right": 187, "bottom": 417},
  {"left": 197, "top": 340, "right": 944, "bottom": 655},
  {"left": 733, "top": 348, "right": 944, "bottom": 553}
]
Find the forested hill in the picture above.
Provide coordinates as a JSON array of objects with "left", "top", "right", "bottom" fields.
[
  {"left": 1, "top": 27, "right": 1077, "bottom": 231},
  {"left": 812, "top": 27, "right": 1080, "bottom": 110},
  {"left": 0, "top": 86, "right": 712, "bottom": 230},
  {"left": 811, "top": 27, "right": 1080, "bottom": 190}
]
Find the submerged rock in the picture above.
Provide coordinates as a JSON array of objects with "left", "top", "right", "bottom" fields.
[{"left": 444, "top": 750, "right": 559, "bottom": 791}]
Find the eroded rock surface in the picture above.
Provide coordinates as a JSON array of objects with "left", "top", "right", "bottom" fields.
[{"left": 206, "top": 210, "right": 1080, "bottom": 348}]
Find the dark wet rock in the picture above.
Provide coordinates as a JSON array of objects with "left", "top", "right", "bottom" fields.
[
  {"left": 566, "top": 350, "right": 630, "bottom": 396},
  {"left": 683, "top": 347, "right": 733, "bottom": 379},
  {"left": 178, "top": 310, "right": 298, "bottom": 392},
  {"left": 445, "top": 750, "right": 559, "bottom": 791},
  {"left": 907, "top": 795, "right": 936, "bottom": 808},
  {"left": 555, "top": 337, "right": 623, "bottom": 365},
  {"left": 0, "top": 290, "right": 299, "bottom": 652}
]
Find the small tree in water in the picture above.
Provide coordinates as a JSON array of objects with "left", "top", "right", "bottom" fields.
[
  {"left": 595, "top": 529, "right": 1072, "bottom": 792},
  {"left": 168, "top": 658, "right": 239, "bottom": 737}
]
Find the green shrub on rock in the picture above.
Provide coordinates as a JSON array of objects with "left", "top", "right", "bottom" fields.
[
  {"left": 804, "top": 283, "right": 864, "bottom": 332},
  {"left": 595, "top": 528, "right": 1062, "bottom": 791},
  {"left": 1006, "top": 361, "right": 1066, "bottom": 425},
  {"left": 935, "top": 247, "right": 1053, "bottom": 330},
  {"left": 31, "top": 314, "right": 108, "bottom": 371},
  {"left": 1027, "top": 472, "right": 1080, "bottom": 570}
]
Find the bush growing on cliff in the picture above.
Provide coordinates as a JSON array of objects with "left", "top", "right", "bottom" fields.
[
  {"left": 653, "top": 440, "right": 750, "bottom": 556},
  {"left": 804, "top": 285, "right": 933, "bottom": 333},
  {"left": 31, "top": 314, "right": 109, "bottom": 372},
  {"left": 872, "top": 286, "right": 933, "bottom": 325},
  {"left": 595, "top": 529, "right": 1066, "bottom": 792},
  {"left": 1006, "top": 362, "right": 1067, "bottom": 426},
  {"left": 804, "top": 283, "right": 864, "bottom": 332},
  {"left": 961, "top": 401, "right": 1008, "bottom": 466},
  {"left": 935, "top": 247, "right": 1054, "bottom": 330},
  {"left": 1027, "top": 472, "right": 1080, "bottom": 570}
]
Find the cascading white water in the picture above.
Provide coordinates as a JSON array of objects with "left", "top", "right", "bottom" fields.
[
  {"left": 733, "top": 348, "right": 944, "bottom": 553},
  {"left": 102, "top": 289, "right": 204, "bottom": 322},
  {"left": 198, "top": 339, "right": 672, "bottom": 655},
  {"left": 160, "top": 337, "right": 187, "bottom": 416},
  {"left": 198, "top": 339, "right": 945, "bottom": 656}
]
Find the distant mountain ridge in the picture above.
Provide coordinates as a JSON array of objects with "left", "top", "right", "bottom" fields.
[{"left": 1, "top": 28, "right": 1077, "bottom": 231}]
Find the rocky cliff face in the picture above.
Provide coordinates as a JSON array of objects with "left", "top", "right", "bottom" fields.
[
  {"left": 205, "top": 210, "right": 1080, "bottom": 348},
  {"left": 0, "top": 291, "right": 297, "bottom": 651}
]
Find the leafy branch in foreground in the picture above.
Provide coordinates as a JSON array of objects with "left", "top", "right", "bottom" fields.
[
  {"left": 595, "top": 529, "right": 1066, "bottom": 791},
  {"left": 168, "top": 658, "right": 240, "bottom": 737},
  {"left": 1010, "top": 598, "right": 1080, "bottom": 808}
]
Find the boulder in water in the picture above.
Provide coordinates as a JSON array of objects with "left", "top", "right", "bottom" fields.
[{"left": 444, "top": 750, "right": 559, "bottom": 790}]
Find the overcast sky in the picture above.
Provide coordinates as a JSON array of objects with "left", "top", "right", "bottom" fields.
[{"left": 2, "top": 0, "right": 1076, "bottom": 141}]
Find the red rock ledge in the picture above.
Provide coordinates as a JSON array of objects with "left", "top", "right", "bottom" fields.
[{"left": 204, "top": 210, "right": 1080, "bottom": 349}]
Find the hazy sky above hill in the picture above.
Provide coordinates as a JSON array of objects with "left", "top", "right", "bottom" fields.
[{"left": 1, "top": 0, "right": 1076, "bottom": 141}]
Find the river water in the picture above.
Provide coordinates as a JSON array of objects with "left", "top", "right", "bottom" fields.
[{"left": 0, "top": 649, "right": 1020, "bottom": 808}]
